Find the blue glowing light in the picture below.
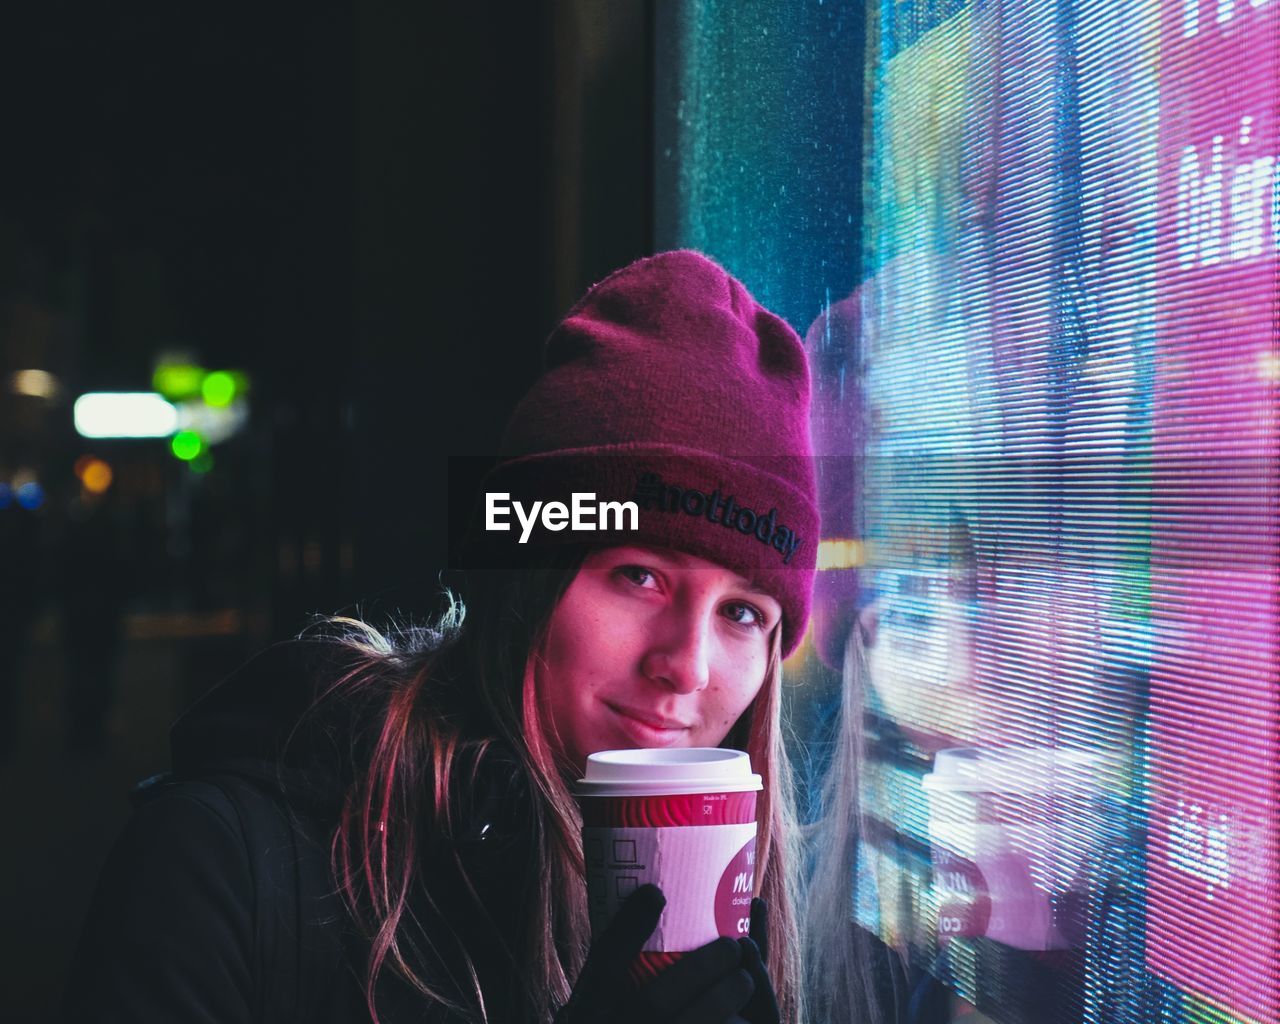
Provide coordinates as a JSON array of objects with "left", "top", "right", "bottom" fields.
[{"left": 15, "top": 481, "right": 44, "bottom": 511}]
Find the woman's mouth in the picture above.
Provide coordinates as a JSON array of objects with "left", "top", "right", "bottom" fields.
[{"left": 604, "top": 702, "right": 693, "bottom": 747}]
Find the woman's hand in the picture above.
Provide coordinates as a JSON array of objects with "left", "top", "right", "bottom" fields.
[
  {"left": 557, "top": 885, "right": 757, "bottom": 1024},
  {"left": 736, "top": 897, "right": 780, "bottom": 1024}
]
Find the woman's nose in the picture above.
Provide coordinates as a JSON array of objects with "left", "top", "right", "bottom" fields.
[{"left": 640, "top": 608, "right": 712, "bottom": 693}]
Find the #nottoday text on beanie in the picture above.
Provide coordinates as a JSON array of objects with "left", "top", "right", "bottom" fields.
[{"left": 469, "top": 249, "right": 820, "bottom": 657}]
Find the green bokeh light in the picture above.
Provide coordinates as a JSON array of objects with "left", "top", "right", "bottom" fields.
[
  {"left": 190, "top": 451, "right": 215, "bottom": 474},
  {"left": 170, "top": 430, "right": 204, "bottom": 461},
  {"left": 202, "top": 371, "right": 237, "bottom": 407},
  {"left": 153, "top": 364, "right": 206, "bottom": 401}
]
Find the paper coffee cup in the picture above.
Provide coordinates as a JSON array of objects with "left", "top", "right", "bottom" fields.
[
  {"left": 922, "top": 746, "right": 1103, "bottom": 951},
  {"left": 577, "top": 748, "right": 762, "bottom": 983}
]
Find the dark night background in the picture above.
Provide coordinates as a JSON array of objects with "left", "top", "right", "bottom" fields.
[{"left": 0, "top": 3, "right": 653, "bottom": 1017}]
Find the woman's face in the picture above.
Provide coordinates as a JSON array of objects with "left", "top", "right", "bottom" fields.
[{"left": 539, "top": 544, "right": 781, "bottom": 771}]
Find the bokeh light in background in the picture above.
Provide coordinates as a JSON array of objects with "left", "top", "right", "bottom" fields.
[
  {"left": 10, "top": 369, "right": 62, "bottom": 401},
  {"left": 201, "top": 372, "right": 234, "bottom": 407},
  {"left": 73, "top": 393, "right": 178, "bottom": 439},
  {"left": 15, "top": 481, "right": 44, "bottom": 511},
  {"left": 74, "top": 457, "right": 113, "bottom": 495},
  {"left": 200, "top": 370, "right": 243, "bottom": 408},
  {"left": 151, "top": 363, "right": 206, "bottom": 402},
  {"left": 169, "top": 431, "right": 204, "bottom": 462}
]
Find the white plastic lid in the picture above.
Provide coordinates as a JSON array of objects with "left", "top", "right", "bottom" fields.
[
  {"left": 922, "top": 746, "right": 1102, "bottom": 795},
  {"left": 576, "top": 748, "right": 763, "bottom": 797}
]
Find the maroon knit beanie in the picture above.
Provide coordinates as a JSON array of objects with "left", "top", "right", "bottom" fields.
[{"left": 480, "top": 250, "right": 818, "bottom": 656}]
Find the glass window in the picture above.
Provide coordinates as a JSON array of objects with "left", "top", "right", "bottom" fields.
[{"left": 657, "top": 1, "right": 1279, "bottom": 1022}]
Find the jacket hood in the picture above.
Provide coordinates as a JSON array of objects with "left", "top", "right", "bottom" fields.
[{"left": 169, "top": 638, "right": 360, "bottom": 818}]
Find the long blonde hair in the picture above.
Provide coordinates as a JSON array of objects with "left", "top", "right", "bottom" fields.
[{"left": 303, "top": 549, "right": 804, "bottom": 1023}]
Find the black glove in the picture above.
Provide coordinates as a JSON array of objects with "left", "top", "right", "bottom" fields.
[
  {"left": 557, "top": 884, "right": 757, "bottom": 1024},
  {"left": 735, "top": 897, "right": 780, "bottom": 1024}
]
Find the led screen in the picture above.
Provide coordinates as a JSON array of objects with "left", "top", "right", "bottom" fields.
[
  {"left": 859, "top": 0, "right": 1278, "bottom": 1020},
  {"left": 1146, "top": 0, "right": 1278, "bottom": 1016},
  {"left": 657, "top": 1, "right": 1278, "bottom": 1021}
]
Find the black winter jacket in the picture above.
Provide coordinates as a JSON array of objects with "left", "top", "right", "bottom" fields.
[{"left": 64, "top": 640, "right": 541, "bottom": 1024}]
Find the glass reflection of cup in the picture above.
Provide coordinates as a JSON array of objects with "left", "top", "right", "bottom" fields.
[
  {"left": 922, "top": 746, "right": 1103, "bottom": 951},
  {"left": 575, "top": 748, "right": 762, "bottom": 984}
]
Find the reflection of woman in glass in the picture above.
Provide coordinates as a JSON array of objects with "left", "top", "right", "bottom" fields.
[
  {"left": 67, "top": 252, "right": 818, "bottom": 1024},
  {"left": 803, "top": 620, "right": 958, "bottom": 1024},
  {"left": 800, "top": 290, "right": 956, "bottom": 1024}
]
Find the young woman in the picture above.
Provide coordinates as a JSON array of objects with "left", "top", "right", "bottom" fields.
[{"left": 65, "top": 251, "right": 819, "bottom": 1024}]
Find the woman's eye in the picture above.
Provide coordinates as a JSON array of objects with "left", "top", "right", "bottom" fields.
[
  {"left": 724, "top": 601, "right": 767, "bottom": 630},
  {"left": 617, "top": 565, "right": 659, "bottom": 589}
]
